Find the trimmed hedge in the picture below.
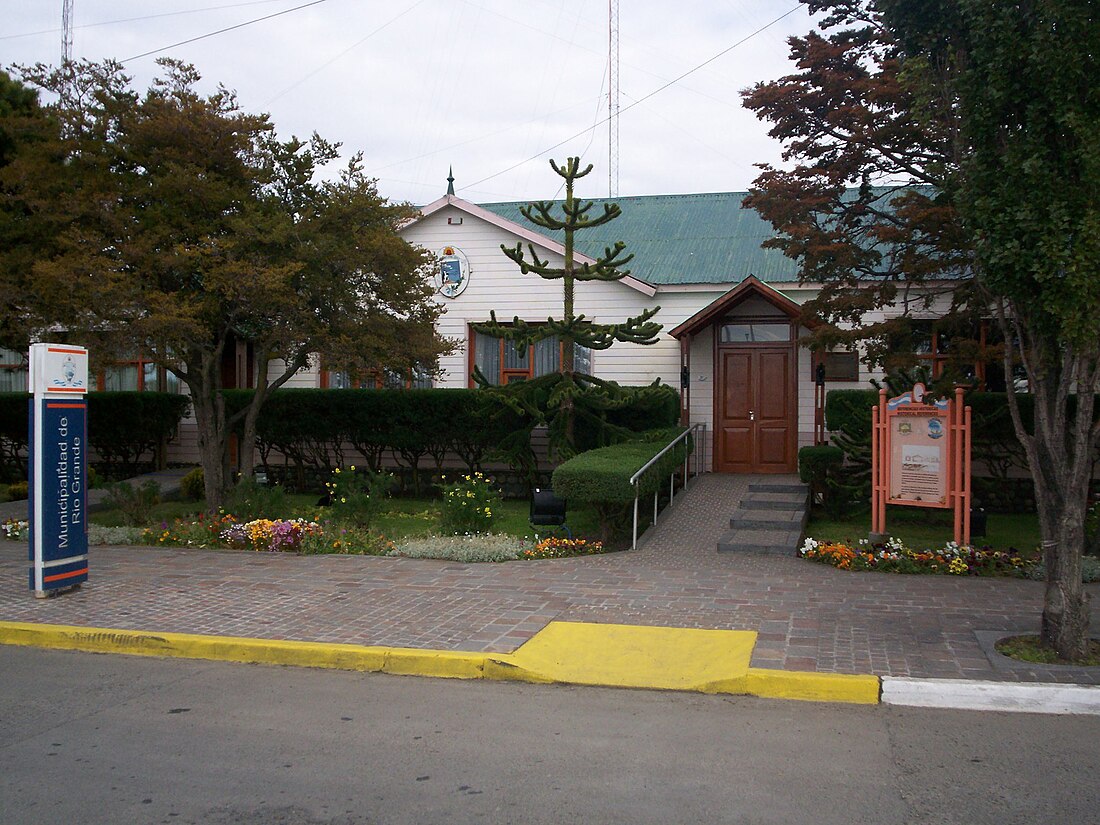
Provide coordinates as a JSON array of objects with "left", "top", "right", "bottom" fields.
[
  {"left": 88, "top": 392, "right": 191, "bottom": 477},
  {"left": 223, "top": 385, "right": 676, "bottom": 493},
  {"left": 222, "top": 388, "right": 525, "bottom": 491},
  {"left": 0, "top": 393, "right": 27, "bottom": 482},
  {"left": 0, "top": 391, "right": 190, "bottom": 481},
  {"left": 552, "top": 426, "right": 691, "bottom": 504},
  {"left": 798, "top": 445, "right": 844, "bottom": 485},
  {"left": 551, "top": 426, "right": 691, "bottom": 542}
]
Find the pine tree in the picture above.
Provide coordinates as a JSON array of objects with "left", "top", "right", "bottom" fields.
[{"left": 472, "top": 157, "right": 663, "bottom": 457}]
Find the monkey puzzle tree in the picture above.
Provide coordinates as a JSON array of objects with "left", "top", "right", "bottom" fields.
[{"left": 472, "top": 157, "right": 663, "bottom": 457}]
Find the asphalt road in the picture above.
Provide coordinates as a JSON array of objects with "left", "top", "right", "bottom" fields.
[{"left": 1, "top": 647, "right": 1098, "bottom": 825}]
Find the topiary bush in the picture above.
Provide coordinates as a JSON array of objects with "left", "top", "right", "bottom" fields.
[{"left": 552, "top": 427, "right": 690, "bottom": 543}]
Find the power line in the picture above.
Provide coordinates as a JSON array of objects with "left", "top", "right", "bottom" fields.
[
  {"left": 122, "top": 0, "right": 329, "bottom": 63},
  {"left": 462, "top": 5, "right": 803, "bottom": 194},
  {"left": 1, "top": 1, "right": 290, "bottom": 42},
  {"left": 262, "top": 0, "right": 428, "bottom": 107}
]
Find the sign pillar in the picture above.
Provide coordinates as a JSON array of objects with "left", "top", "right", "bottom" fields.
[{"left": 28, "top": 343, "right": 89, "bottom": 598}]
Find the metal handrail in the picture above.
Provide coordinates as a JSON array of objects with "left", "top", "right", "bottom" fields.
[{"left": 629, "top": 422, "right": 706, "bottom": 549}]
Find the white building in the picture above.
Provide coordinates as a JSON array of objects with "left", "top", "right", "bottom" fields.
[{"left": 364, "top": 187, "right": 867, "bottom": 474}]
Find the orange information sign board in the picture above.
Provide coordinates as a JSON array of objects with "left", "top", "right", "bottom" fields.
[{"left": 871, "top": 384, "right": 972, "bottom": 544}]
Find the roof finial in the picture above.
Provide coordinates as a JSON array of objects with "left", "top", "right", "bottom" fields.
[{"left": 446, "top": 166, "right": 455, "bottom": 196}]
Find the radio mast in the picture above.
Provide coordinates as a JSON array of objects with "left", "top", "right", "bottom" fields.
[
  {"left": 608, "top": 0, "right": 619, "bottom": 197},
  {"left": 62, "top": 0, "right": 74, "bottom": 65}
]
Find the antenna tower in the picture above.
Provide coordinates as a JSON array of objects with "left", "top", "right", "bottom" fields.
[
  {"left": 608, "top": 0, "right": 619, "bottom": 197},
  {"left": 62, "top": 0, "right": 74, "bottom": 65}
]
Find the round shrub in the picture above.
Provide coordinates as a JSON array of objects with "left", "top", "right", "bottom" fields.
[{"left": 179, "top": 467, "right": 205, "bottom": 501}]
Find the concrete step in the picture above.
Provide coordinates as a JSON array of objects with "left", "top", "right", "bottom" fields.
[
  {"left": 729, "top": 508, "right": 807, "bottom": 530},
  {"left": 738, "top": 491, "right": 808, "bottom": 511},
  {"left": 717, "top": 527, "right": 802, "bottom": 555},
  {"left": 748, "top": 481, "right": 809, "bottom": 495}
]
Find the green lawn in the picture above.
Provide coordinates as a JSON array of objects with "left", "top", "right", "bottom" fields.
[{"left": 806, "top": 505, "right": 1042, "bottom": 554}]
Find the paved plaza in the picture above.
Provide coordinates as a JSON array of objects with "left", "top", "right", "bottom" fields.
[{"left": 2, "top": 473, "right": 1098, "bottom": 685}]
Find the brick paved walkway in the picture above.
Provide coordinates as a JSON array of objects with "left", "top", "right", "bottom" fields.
[{"left": 3, "top": 473, "right": 1098, "bottom": 684}]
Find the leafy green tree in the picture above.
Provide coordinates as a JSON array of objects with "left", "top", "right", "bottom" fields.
[
  {"left": 1, "top": 60, "right": 447, "bottom": 508},
  {"left": 744, "top": 0, "right": 1099, "bottom": 659},
  {"left": 0, "top": 69, "right": 47, "bottom": 350},
  {"left": 946, "top": 0, "right": 1100, "bottom": 659},
  {"left": 473, "top": 157, "right": 663, "bottom": 457}
]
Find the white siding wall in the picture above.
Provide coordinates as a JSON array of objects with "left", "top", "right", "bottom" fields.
[{"left": 402, "top": 204, "right": 694, "bottom": 389}]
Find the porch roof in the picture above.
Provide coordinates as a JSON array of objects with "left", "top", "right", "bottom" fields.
[{"left": 668, "top": 276, "right": 818, "bottom": 339}]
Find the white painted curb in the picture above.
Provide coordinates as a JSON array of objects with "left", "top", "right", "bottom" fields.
[{"left": 882, "top": 677, "right": 1100, "bottom": 715}]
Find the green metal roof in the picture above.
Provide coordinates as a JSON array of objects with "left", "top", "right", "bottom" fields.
[{"left": 478, "top": 192, "right": 798, "bottom": 287}]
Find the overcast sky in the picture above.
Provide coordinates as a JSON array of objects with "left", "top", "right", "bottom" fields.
[{"left": 3, "top": 0, "right": 817, "bottom": 205}]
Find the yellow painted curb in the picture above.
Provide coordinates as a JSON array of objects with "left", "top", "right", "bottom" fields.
[
  {"left": 745, "top": 667, "right": 881, "bottom": 705},
  {"left": 508, "top": 621, "right": 757, "bottom": 692},
  {"left": 0, "top": 620, "right": 881, "bottom": 704},
  {"left": 0, "top": 621, "right": 485, "bottom": 679}
]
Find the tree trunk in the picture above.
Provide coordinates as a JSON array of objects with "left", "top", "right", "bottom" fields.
[
  {"left": 232, "top": 348, "right": 307, "bottom": 486},
  {"left": 1035, "top": 456, "right": 1092, "bottom": 659},
  {"left": 237, "top": 350, "right": 269, "bottom": 481},
  {"left": 189, "top": 347, "right": 230, "bottom": 511},
  {"left": 193, "top": 387, "right": 229, "bottom": 511},
  {"left": 1000, "top": 306, "right": 1095, "bottom": 660}
]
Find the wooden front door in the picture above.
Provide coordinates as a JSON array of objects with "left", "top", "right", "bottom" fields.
[{"left": 715, "top": 346, "right": 797, "bottom": 473}]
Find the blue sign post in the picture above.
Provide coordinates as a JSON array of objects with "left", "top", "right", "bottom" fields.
[{"left": 28, "top": 343, "right": 89, "bottom": 597}]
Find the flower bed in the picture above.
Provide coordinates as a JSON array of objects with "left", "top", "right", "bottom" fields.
[
  {"left": 799, "top": 536, "right": 1035, "bottom": 576},
  {"left": 220, "top": 518, "right": 323, "bottom": 552},
  {"left": 5, "top": 507, "right": 611, "bottom": 563},
  {"left": 2, "top": 518, "right": 28, "bottom": 541},
  {"left": 522, "top": 537, "right": 605, "bottom": 560}
]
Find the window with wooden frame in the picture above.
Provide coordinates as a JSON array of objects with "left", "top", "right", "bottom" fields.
[
  {"left": 888, "top": 319, "right": 1009, "bottom": 389},
  {"left": 469, "top": 326, "right": 593, "bottom": 386},
  {"left": 97, "top": 353, "right": 180, "bottom": 393},
  {"left": 1, "top": 348, "right": 179, "bottom": 393},
  {"left": 717, "top": 320, "right": 794, "bottom": 344},
  {"left": 321, "top": 365, "right": 432, "bottom": 390}
]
